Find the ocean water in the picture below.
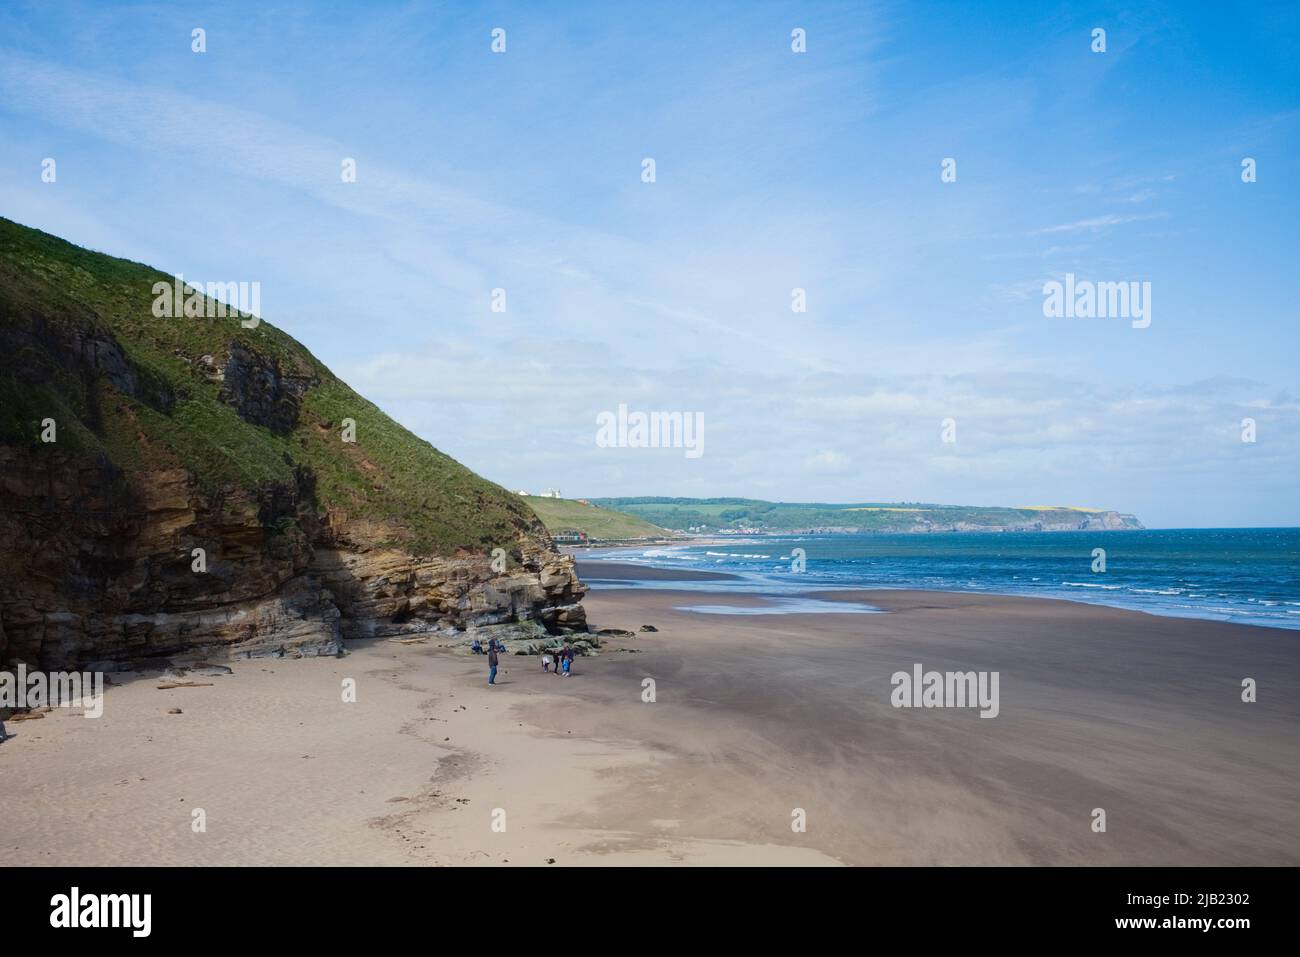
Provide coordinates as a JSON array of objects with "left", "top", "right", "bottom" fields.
[{"left": 586, "top": 529, "right": 1300, "bottom": 630}]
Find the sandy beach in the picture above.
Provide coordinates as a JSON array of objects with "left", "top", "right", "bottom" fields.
[{"left": 4, "top": 567, "right": 1297, "bottom": 866}]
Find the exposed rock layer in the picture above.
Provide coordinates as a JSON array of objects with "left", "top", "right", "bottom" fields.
[{"left": 0, "top": 442, "right": 587, "bottom": 670}]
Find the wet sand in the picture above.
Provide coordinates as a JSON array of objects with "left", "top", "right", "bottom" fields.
[
  {"left": 573, "top": 587, "right": 1300, "bottom": 864},
  {"left": 575, "top": 559, "right": 738, "bottom": 582},
  {"left": 3, "top": 585, "right": 1296, "bottom": 865}
]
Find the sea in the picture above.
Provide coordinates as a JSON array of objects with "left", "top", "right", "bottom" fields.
[{"left": 583, "top": 528, "right": 1300, "bottom": 631}]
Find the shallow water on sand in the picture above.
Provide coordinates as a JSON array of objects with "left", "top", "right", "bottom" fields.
[{"left": 674, "top": 597, "right": 884, "bottom": 615}]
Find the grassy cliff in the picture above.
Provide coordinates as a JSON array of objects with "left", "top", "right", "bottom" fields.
[
  {"left": 0, "top": 216, "right": 547, "bottom": 557},
  {"left": 522, "top": 495, "right": 670, "bottom": 541}
]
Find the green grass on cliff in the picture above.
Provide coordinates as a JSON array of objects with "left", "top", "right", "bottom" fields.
[
  {"left": 521, "top": 495, "right": 670, "bottom": 541},
  {"left": 0, "top": 216, "right": 547, "bottom": 556}
]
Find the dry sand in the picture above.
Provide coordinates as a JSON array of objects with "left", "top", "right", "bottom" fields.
[{"left": 3, "top": 577, "right": 1297, "bottom": 866}]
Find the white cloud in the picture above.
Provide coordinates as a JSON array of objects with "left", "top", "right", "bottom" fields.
[{"left": 804, "top": 450, "right": 853, "bottom": 473}]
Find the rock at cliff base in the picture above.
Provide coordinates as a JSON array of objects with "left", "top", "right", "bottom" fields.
[{"left": 188, "top": 664, "right": 234, "bottom": 676}]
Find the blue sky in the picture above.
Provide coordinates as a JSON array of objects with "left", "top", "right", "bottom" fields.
[{"left": 1, "top": 0, "right": 1297, "bottom": 526}]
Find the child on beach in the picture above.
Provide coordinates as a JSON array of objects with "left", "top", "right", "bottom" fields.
[
  {"left": 542, "top": 652, "right": 553, "bottom": 672},
  {"left": 561, "top": 643, "right": 574, "bottom": 676}
]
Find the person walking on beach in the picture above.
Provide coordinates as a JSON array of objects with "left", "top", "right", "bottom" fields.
[
  {"left": 561, "top": 643, "right": 574, "bottom": 677},
  {"left": 487, "top": 643, "right": 499, "bottom": 685}
]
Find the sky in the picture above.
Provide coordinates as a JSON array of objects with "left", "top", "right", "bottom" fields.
[{"left": 1, "top": 0, "right": 1297, "bottom": 527}]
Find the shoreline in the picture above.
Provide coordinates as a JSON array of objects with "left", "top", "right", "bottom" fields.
[
  {"left": 574, "top": 535, "right": 1300, "bottom": 632},
  {"left": 579, "top": 560, "right": 1290, "bottom": 633}
]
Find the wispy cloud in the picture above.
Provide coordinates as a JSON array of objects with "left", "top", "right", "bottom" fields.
[
  {"left": 339, "top": 343, "right": 1300, "bottom": 525},
  {"left": 1031, "top": 213, "right": 1167, "bottom": 235}
]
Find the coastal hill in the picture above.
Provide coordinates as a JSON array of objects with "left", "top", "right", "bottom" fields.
[
  {"left": 590, "top": 497, "right": 1144, "bottom": 535},
  {"left": 519, "top": 494, "right": 672, "bottom": 543},
  {"left": 0, "top": 217, "right": 586, "bottom": 669}
]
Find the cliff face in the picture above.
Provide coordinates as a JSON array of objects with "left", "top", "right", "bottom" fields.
[
  {"left": 0, "top": 218, "right": 585, "bottom": 670},
  {"left": 906, "top": 510, "right": 1143, "bottom": 533}
]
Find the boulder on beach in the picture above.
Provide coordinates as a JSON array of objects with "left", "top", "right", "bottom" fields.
[{"left": 189, "top": 663, "right": 234, "bottom": 676}]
